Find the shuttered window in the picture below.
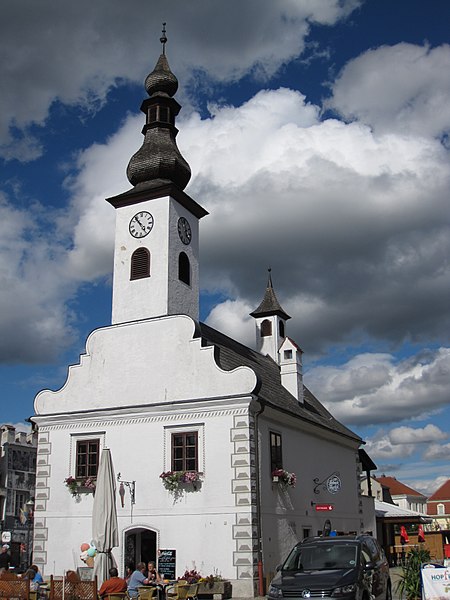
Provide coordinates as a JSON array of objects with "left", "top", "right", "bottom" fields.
[
  {"left": 131, "top": 248, "right": 150, "bottom": 280},
  {"left": 261, "top": 319, "right": 272, "bottom": 337}
]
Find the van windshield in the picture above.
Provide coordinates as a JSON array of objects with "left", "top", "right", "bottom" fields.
[{"left": 283, "top": 543, "right": 358, "bottom": 571}]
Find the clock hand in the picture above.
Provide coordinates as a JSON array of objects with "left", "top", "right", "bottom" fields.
[{"left": 134, "top": 216, "right": 146, "bottom": 231}]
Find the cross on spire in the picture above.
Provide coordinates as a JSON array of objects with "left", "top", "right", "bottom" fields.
[{"left": 160, "top": 22, "right": 167, "bottom": 55}]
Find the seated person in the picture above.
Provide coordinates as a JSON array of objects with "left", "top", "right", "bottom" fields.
[
  {"left": 30, "top": 565, "right": 44, "bottom": 587},
  {"left": 146, "top": 562, "right": 161, "bottom": 584},
  {"left": 98, "top": 567, "right": 127, "bottom": 598},
  {"left": 127, "top": 563, "right": 149, "bottom": 598}
]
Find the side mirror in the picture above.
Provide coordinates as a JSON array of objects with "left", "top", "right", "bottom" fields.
[{"left": 364, "top": 562, "right": 374, "bottom": 571}]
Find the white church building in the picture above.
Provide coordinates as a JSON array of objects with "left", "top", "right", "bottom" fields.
[{"left": 32, "top": 33, "right": 372, "bottom": 597}]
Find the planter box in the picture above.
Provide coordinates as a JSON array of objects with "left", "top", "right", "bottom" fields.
[{"left": 197, "top": 581, "right": 232, "bottom": 599}]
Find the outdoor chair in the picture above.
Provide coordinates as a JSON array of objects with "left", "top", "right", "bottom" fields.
[
  {"left": 104, "top": 594, "right": 129, "bottom": 600},
  {"left": 165, "top": 583, "right": 198, "bottom": 600},
  {"left": 137, "top": 588, "right": 157, "bottom": 600}
]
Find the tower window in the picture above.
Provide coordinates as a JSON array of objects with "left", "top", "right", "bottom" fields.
[
  {"left": 178, "top": 252, "right": 190, "bottom": 285},
  {"left": 149, "top": 106, "right": 157, "bottom": 122},
  {"left": 130, "top": 248, "right": 150, "bottom": 280},
  {"left": 159, "top": 106, "right": 169, "bottom": 123},
  {"left": 279, "top": 321, "right": 285, "bottom": 338},
  {"left": 261, "top": 319, "right": 272, "bottom": 337}
]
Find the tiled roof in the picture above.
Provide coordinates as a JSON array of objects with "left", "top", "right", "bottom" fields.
[
  {"left": 428, "top": 479, "right": 450, "bottom": 501},
  {"left": 200, "top": 322, "right": 361, "bottom": 442},
  {"left": 250, "top": 272, "right": 291, "bottom": 320},
  {"left": 376, "top": 476, "right": 426, "bottom": 498}
]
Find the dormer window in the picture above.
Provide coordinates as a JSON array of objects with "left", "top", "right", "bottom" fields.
[
  {"left": 130, "top": 248, "right": 150, "bottom": 280},
  {"left": 284, "top": 350, "right": 292, "bottom": 360},
  {"left": 178, "top": 252, "right": 190, "bottom": 285},
  {"left": 261, "top": 319, "right": 272, "bottom": 337}
]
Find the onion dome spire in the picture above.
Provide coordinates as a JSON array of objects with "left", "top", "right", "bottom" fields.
[
  {"left": 250, "top": 269, "right": 291, "bottom": 320},
  {"left": 126, "top": 24, "right": 191, "bottom": 191}
]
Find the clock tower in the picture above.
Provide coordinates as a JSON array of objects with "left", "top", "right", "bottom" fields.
[{"left": 107, "top": 27, "right": 208, "bottom": 325}]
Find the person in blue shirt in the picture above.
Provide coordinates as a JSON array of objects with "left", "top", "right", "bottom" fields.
[
  {"left": 127, "top": 562, "right": 150, "bottom": 598},
  {"left": 30, "top": 565, "right": 44, "bottom": 585}
]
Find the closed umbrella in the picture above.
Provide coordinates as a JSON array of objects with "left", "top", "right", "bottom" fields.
[{"left": 92, "top": 448, "right": 119, "bottom": 587}]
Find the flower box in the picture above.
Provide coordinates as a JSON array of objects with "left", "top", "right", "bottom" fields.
[{"left": 197, "top": 581, "right": 232, "bottom": 599}]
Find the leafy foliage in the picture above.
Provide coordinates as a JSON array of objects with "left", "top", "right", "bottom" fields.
[{"left": 395, "top": 547, "right": 431, "bottom": 600}]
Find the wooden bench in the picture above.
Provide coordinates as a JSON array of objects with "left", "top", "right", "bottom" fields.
[{"left": 0, "top": 579, "right": 31, "bottom": 600}]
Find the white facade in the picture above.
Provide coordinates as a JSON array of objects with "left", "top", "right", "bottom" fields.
[{"left": 31, "top": 47, "right": 370, "bottom": 597}]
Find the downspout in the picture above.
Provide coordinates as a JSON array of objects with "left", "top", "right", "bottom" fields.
[{"left": 251, "top": 397, "right": 265, "bottom": 597}]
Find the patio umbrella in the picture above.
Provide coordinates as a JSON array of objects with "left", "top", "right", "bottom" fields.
[{"left": 92, "top": 448, "right": 119, "bottom": 587}]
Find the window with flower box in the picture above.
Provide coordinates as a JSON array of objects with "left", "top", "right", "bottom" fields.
[
  {"left": 76, "top": 439, "right": 100, "bottom": 478},
  {"left": 172, "top": 431, "right": 198, "bottom": 472}
]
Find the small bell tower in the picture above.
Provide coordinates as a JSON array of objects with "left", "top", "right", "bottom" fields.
[
  {"left": 250, "top": 270, "right": 290, "bottom": 362},
  {"left": 106, "top": 25, "right": 208, "bottom": 325}
]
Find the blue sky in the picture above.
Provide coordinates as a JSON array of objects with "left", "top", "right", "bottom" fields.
[{"left": 1, "top": 0, "right": 450, "bottom": 495}]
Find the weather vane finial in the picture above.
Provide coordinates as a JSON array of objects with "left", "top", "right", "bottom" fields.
[{"left": 160, "top": 22, "right": 167, "bottom": 55}]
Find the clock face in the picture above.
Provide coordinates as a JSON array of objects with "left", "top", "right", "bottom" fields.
[
  {"left": 177, "top": 217, "right": 192, "bottom": 245},
  {"left": 129, "top": 211, "right": 154, "bottom": 238}
]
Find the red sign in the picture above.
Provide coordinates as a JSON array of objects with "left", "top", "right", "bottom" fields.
[{"left": 315, "top": 504, "right": 334, "bottom": 511}]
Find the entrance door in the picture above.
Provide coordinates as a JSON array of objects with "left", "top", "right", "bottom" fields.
[{"left": 124, "top": 528, "right": 157, "bottom": 571}]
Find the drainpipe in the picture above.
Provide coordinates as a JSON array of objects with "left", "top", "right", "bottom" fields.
[{"left": 251, "top": 398, "right": 265, "bottom": 597}]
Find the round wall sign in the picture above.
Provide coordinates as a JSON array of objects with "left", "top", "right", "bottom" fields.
[{"left": 326, "top": 475, "right": 341, "bottom": 494}]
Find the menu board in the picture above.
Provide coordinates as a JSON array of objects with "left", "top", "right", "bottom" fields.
[{"left": 158, "top": 549, "right": 176, "bottom": 580}]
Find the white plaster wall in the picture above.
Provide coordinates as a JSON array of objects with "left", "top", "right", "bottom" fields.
[
  {"left": 111, "top": 196, "right": 200, "bottom": 324},
  {"left": 258, "top": 413, "right": 361, "bottom": 575},
  {"left": 34, "top": 316, "right": 257, "bottom": 414},
  {"left": 35, "top": 403, "right": 252, "bottom": 587}
]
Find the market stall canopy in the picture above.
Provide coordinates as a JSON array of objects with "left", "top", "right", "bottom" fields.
[{"left": 375, "top": 499, "right": 432, "bottom": 524}]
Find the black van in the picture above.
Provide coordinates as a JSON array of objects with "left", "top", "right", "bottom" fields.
[{"left": 267, "top": 534, "right": 391, "bottom": 600}]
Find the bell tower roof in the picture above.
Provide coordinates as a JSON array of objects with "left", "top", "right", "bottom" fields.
[
  {"left": 250, "top": 269, "right": 291, "bottom": 320},
  {"left": 125, "top": 23, "right": 191, "bottom": 192}
]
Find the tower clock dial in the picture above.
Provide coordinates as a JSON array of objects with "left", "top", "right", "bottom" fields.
[
  {"left": 129, "top": 211, "right": 154, "bottom": 238},
  {"left": 177, "top": 216, "right": 192, "bottom": 245}
]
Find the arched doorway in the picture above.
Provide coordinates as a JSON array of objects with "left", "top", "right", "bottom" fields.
[{"left": 124, "top": 527, "right": 157, "bottom": 572}]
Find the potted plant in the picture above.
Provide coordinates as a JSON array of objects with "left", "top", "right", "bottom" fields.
[
  {"left": 64, "top": 476, "right": 96, "bottom": 497},
  {"left": 160, "top": 471, "right": 202, "bottom": 493},
  {"left": 396, "top": 547, "right": 431, "bottom": 600},
  {"left": 271, "top": 469, "right": 297, "bottom": 487}
]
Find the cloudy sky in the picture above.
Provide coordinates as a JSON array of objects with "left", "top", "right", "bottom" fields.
[{"left": 1, "top": 0, "right": 449, "bottom": 495}]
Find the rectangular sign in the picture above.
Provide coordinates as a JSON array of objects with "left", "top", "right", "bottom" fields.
[
  {"left": 158, "top": 549, "right": 176, "bottom": 580},
  {"left": 315, "top": 504, "right": 334, "bottom": 511},
  {"left": 421, "top": 566, "right": 450, "bottom": 600}
]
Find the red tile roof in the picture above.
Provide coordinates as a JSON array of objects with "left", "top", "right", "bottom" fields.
[
  {"left": 376, "top": 476, "right": 426, "bottom": 498},
  {"left": 428, "top": 479, "right": 450, "bottom": 501}
]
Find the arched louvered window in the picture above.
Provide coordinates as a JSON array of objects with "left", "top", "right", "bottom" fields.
[
  {"left": 178, "top": 252, "right": 190, "bottom": 285},
  {"left": 261, "top": 319, "right": 272, "bottom": 337},
  {"left": 279, "top": 320, "right": 285, "bottom": 338},
  {"left": 130, "top": 248, "right": 150, "bottom": 280}
]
